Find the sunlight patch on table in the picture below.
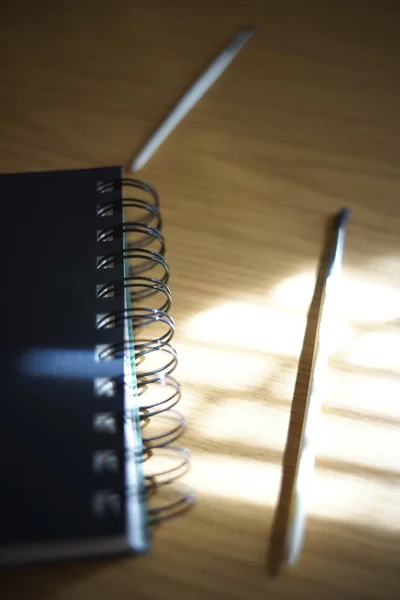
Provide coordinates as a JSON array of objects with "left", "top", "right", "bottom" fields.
[
  {"left": 190, "top": 453, "right": 400, "bottom": 532},
  {"left": 271, "top": 272, "right": 316, "bottom": 313},
  {"left": 186, "top": 302, "right": 350, "bottom": 357},
  {"left": 318, "top": 412, "right": 400, "bottom": 475},
  {"left": 273, "top": 270, "right": 400, "bottom": 324},
  {"left": 197, "top": 398, "right": 288, "bottom": 452},
  {"left": 197, "top": 398, "right": 400, "bottom": 475},
  {"left": 326, "top": 370, "right": 400, "bottom": 422},
  {"left": 177, "top": 342, "right": 277, "bottom": 389},
  {"left": 344, "top": 331, "right": 400, "bottom": 373}
]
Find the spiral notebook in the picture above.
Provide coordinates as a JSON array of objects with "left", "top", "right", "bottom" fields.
[{"left": 0, "top": 166, "right": 190, "bottom": 565}]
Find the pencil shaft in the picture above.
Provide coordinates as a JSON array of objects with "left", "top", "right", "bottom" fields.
[{"left": 131, "top": 29, "right": 253, "bottom": 172}]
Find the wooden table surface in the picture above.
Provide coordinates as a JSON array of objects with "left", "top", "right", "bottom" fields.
[{"left": 1, "top": 1, "right": 400, "bottom": 598}]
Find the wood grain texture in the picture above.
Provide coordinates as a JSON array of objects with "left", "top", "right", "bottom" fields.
[{"left": 1, "top": 1, "right": 400, "bottom": 598}]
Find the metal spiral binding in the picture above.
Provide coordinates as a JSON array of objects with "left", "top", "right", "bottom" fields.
[{"left": 96, "top": 178, "right": 192, "bottom": 524}]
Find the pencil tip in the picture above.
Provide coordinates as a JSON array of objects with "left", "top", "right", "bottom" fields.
[
  {"left": 335, "top": 207, "right": 351, "bottom": 229},
  {"left": 131, "top": 156, "right": 145, "bottom": 173},
  {"left": 233, "top": 28, "right": 255, "bottom": 48},
  {"left": 241, "top": 27, "right": 255, "bottom": 37}
]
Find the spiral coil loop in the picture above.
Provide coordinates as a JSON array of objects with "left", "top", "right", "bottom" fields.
[{"left": 96, "top": 178, "right": 191, "bottom": 524}]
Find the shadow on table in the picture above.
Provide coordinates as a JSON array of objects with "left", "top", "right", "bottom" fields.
[{"left": 1, "top": 497, "right": 399, "bottom": 600}]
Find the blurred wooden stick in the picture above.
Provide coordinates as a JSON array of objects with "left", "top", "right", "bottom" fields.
[{"left": 285, "top": 208, "right": 351, "bottom": 566}]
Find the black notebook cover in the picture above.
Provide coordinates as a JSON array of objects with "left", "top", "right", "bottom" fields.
[{"left": 0, "top": 167, "right": 148, "bottom": 564}]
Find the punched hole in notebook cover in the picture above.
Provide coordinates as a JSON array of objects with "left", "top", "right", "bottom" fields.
[
  {"left": 97, "top": 228, "right": 114, "bottom": 242},
  {"left": 97, "top": 255, "right": 114, "bottom": 269},
  {"left": 95, "top": 344, "right": 127, "bottom": 361},
  {"left": 93, "top": 412, "right": 117, "bottom": 433},
  {"left": 96, "top": 283, "right": 115, "bottom": 298},
  {"left": 96, "top": 203, "right": 114, "bottom": 217},
  {"left": 96, "top": 313, "right": 117, "bottom": 329},
  {"left": 93, "top": 450, "right": 119, "bottom": 474},
  {"left": 93, "top": 378, "right": 117, "bottom": 397},
  {"left": 92, "top": 491, "right": 121, "bottom": 517}
]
